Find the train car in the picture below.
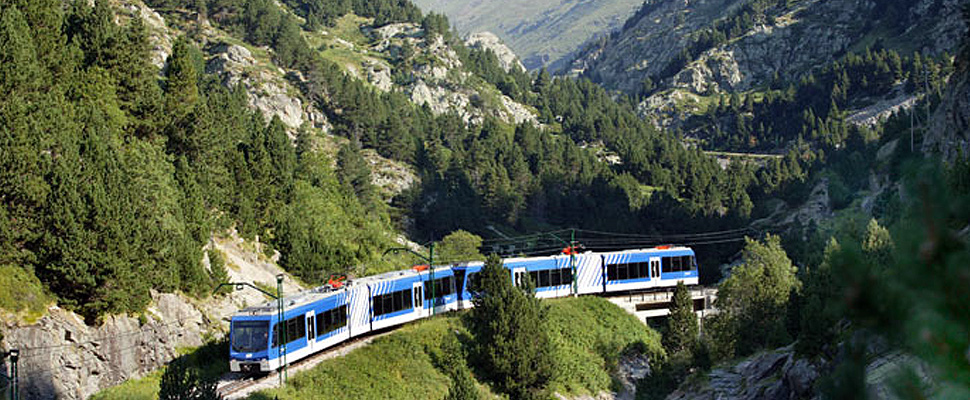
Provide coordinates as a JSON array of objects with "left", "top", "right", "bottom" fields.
[
  {"left": 355, "top": 266, "right": 459, "bottom": 332},
  {"left": 600, "top": 246, "right": 698, "bottom": 293},
  {"left": 228, "top": 285, "right": 349, "bottom": 373},
  {"left": 506, "top": 255, "right": 573, "bottom": 299}
]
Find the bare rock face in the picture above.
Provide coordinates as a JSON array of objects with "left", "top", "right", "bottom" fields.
[
  {"left": 206, "top": 43, "right": 327, "bottom": 132},
  {"left": 924, "top": 43, "right": 970, "bottom": 161},
  {"left": 2, "top": 293, "right": 206, "bottom": 400},
  {"left": 465, "top": 32, "right": 527, "bottom": 72},
  {"left": 119, "top": 0, "right": 173, "bottom": 70},
  {"left": 666, "top": 346, "right": 819, "bottom": 400}
]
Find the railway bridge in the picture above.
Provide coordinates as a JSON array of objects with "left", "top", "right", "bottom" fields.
[{"left": 605, "top": 287, "right": 718, "bottom": 325}]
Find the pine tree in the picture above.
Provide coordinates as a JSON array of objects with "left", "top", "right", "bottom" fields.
[
  {"left": 469, "top": 254, "right": 553, "bottom": 400},
  {"left": 664, "top": 281, "right": 699, "bottom": 355}
]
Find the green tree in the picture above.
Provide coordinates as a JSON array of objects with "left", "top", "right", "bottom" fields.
[
  {"left": 469, "top": 254, "right": 553, "bottom": 400},
  {"left": 862, "top": 218, "right": 894, "bottom": 266},
  {"left": 436, "top": 230, "right": 485, "bottom": 263},
  {"left": 796, "top": 237, "right": 841, "bottom": 356},
  {"left": 663, "top": 281, "right": 698, "bottom": 355},
  {"left": 158, "top": 357, "right": 220, "bottom": 400},
  {"left": 714, "top": 235, "right": 799, "bottom": 356}
]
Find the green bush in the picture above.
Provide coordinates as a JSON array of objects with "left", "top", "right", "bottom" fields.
[{"left": 0, "top": 264, "right": 50, "bottom": 322}]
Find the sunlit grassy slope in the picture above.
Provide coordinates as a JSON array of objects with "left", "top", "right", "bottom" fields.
[{"left": 250, "top": 296, "right": 662, "bottom": 399}]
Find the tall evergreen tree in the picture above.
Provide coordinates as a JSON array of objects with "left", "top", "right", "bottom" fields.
[
  {"left": 469, "top": 254, "right": 553, "bottom": 400},
  {"left": 664, "top": 281, "right": 699, "bottom": 355}
]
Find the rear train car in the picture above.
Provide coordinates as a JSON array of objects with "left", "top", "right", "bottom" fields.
[{"left": 600, "top": 246, "right": 698, "bottom": 293}]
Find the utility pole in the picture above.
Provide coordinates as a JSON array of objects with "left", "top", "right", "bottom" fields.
[
  {"left": 570, "top": 229, "right": 577, "bottom": 296},
  {"left": 429, "top": 243, "right": 435, "bottom": 315},
  {"left": 549, "top": 230, "right": 581, "bottom": 296},
  {"left": 277, "top": 274, "right": 287, "bottom": 386},
  {"left": 4, "top": 349, "right": 19, "bottom": 400}
]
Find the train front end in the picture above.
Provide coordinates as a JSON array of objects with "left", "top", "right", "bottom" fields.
[{"left": 229, "top": 315, "right": 273, "bottom": 373}]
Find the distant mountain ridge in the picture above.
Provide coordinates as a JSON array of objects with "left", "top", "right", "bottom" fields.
[
  {"left": 410, "top": 0, "right": 643, "bottom": 70},
  {"left": 572, "top": 0, "right": 966, "bottom": 94}
]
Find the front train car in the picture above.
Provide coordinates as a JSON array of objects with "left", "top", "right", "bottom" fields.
[
  {"left": 228, "top": 285, "right": 350, "bottom": 373},
  {"left": 229, "top": 306, "right": 275, "bottom": 373}
]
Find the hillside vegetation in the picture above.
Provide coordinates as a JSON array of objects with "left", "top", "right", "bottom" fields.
[
  {"left": 1, "top": 0, "right": 811, "bottom": 325},
  {"left": 250, "top": 296, "right": 662, "bottom": 400}
]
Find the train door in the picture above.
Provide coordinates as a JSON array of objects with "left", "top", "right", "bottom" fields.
[
  {"left": 413, "top": 281, "right": 426, "bottom": 318},
  {"left": 649, "top": 257, "right": 661, "bottom": 288},
  {"left": 305, "top": 311, "right": 316, "bottom": 352},
  {"left": 454, "top": 269, "right": 466, "bottom": 309},
  {"left": 512, "top": 266, "right": 527, "bottom": 291}
]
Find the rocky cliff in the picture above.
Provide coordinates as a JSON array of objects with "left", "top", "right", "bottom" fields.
[
  {"left": 925, "top": 32, "right": 970, "bottom": 160},
  {"left": 465, "top": 31, "right": 526, "bottom": 72},
  {"left": 573, "top": 0, "right": 967, "bottom": 95},
  {"left": 666, "top": 343, "right": 931, "bottom": 400}
]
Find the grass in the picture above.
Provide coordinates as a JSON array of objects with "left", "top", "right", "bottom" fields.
[
  {"left": 249, "top": 296, "right": 662, "bottom": 399},
  {"left": 545, "top": 297, "right": 664, "bottom": 395},
  {"left": 90, "top": 370, "right": 163, "bottom": 400},
  {"left": 250, "top": 317, "right": 483, "bottom": 400},
  {"left": 0, "top": 265, "right": 51, "bottom": 323}
]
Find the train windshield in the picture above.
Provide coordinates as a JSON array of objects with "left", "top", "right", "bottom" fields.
[{"left": 232, "top": 320, "right": 270, "bottom": 353}]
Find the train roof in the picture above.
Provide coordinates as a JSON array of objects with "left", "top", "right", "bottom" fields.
[
  {"left": 233, "top": 283, "right": 346, "bottom": 317},
  {"left": 603, "top": 245, "right": 693, "bottom": 254},
  {"left": 234, "top": 266, "right": 457, "bottom": 318}
]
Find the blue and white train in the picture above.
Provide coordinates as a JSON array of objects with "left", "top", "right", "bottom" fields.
[{"left": 228, "top": 246, "right": 698, "bottom": 372}]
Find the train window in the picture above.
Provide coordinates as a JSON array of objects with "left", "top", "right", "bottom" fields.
[
  {"left": 561, "top": 268, "right": 573, "bottom": 285},
  {"left": 607, "top": 264, "right": 617, "bottom": 281},
  {"left": 374, "top": 290, "right": 417, "bottom": 317},
  {"left": 315, "top": 313, "right": 326, "bottom": 337},
  {"left": 550, "top": 269, "right": 561, "bottom": 286},
  {"left": 661, "top": 257, "right": 670, "bottom": 273},
  {"left": 425, "top": 276, "right": 456, "bottom": 300},
  {"left": 638, "top": 262, "right": 648, "bottom": 278},
  {"left": 284, "top": 317, "right": 305, "bottom": 343},
  {"left": 232, "top": 320, "right": 269, "bottom": 353}
]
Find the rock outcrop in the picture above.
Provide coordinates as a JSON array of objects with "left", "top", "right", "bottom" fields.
[
  {"left": 411, "top": 0, "right": 642, "bottom": 70},
  {"left": 369, "top": 25, "right": 538, "bottom": 126},
  {"left": 666, "top": 342, "right": 933, "bottom": 400},
  {"left": 206, "top": 43, "right": 327, "bottom": 133},
  {"left": 3, "top": 293, "right": 207, "bottom": 400},
  {"left": 465, "top": 32, "right": 526, "bottom": 72},
  {"left": 924, "top": 39, "right": 970, "bottom": 161}
]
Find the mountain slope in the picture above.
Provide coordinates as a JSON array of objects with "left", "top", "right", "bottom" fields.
[
  {"left": 411, "top": 0, "right": 643, "bottom": 70},
  {"left": 573, "top": 0, "right": 966, "bottom": 94}
]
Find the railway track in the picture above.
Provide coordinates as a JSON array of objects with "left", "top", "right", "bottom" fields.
[{"left": 216, "top": 329, "right": 394, "bottom": 399}]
